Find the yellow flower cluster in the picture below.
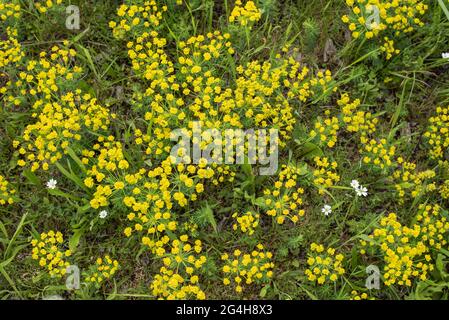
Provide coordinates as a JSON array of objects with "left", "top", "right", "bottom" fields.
[
  {"left": 84, "top": 255, "right": 119, "bottom": 285},
  {"left": 361, "top": 205, "right": 449, "bottom": 286},
  {"left": 179, "top": 32, "right": 235, "bottom": 72},
  {"left": 80, "top": 131, "right": 216, "bottom": 258},
  {"left": 262, "top": 164, "right": 305, "bottom": 224},
  {"left": 151, "top": 266, "right": 206, "bottom": 300},
  {"left": 123, "top": 161, "right": 212, "bottom": 243},
  {"left": 309, "top": 114, "right": 340, "bottom": 148},
  {"left": 83, "top": 136, "right": 130, "bottom": 209},
  {"left": 338, "top": 93, "right": 378, "bottom": 137},
  {"left": 233, "top": 58, "right": 309, "bottom": 141},
  {"left": 2, "top": 39, "right": 114, "bottom": 173},
  {"left": 392, "top": 157, "right": 436, "bottom": 203},
  {"left": 156, "top": 235, "right": 205, "bottom": 262},
  {"left": 360, "top": 137, "right": 396, "bottom": 170},
  {"left": 438, "top": 173, "right": 449, "bottom": 200},
  {"left": 127, "top": 33, "right": 172, "bottom": 101},
  {"left": 312, "top": 156, "right": 340, "bottom": 195},
  {"left": 305, "top": 243, "right": 345, "bottom": 284},
  {"left": 232, "top": 211, "right": 260, "bottom": 235},
  {"left": 0, "top": 1, "right": 20, "bottom": 21},
  {"left": 342, "top": 0, "right": 428, "bottom": 59},
  {"left": 229, "top": 0, "right": 262, "bottom": 26},
  {"left": 15, "top": 92, "right": 113, "bottom": 172},
  {"left": 0, "top": 27, "right": 24, "bottom": 69},
  {"left": 125, "top": 183, "right": 174, "bottom": 246},
  {"left": 5, "top": 44, "right": 82, "bottom": 107},
  {"left": 0, "top": 14, "right": 23, "bottom": 105},
  {"left": 336, "top": 92, "right": 392, "bottom": 175},
  {"left": 125, "top": 188, "right": 177, "bottom": 251},
  {"left": 380, "top": 36, "right": 400, "bottom": 60},
  {"left": 109, "top": 1, "right": 166, "bottom": 39},
  {"left": 34, "top": 0, "right": 63, "bottom": 14},
  {"left": 31, "top": 231, "right": 71, "bottom": 277},
  {"left": 221, "top": 244, "right": 274, "bottom": 293},
  {"left": 150, "top": 235, "right": 206, "bottom": 299},
  {"left": 0, "top": 175, "right": 16, "bottom": 205},
  {"left": 415, "top": 205, "right": 449, "bottom": 249},
  {"left": 350, "top": 290, "right": 373, "bottom": 300},
  {"left": 424, "top": 105, "right": 449, "bottom": 160}
]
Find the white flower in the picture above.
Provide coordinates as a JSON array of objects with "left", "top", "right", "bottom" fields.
[
  {"left": 355, "top": 185, "right": 368, "bottom": 197},
  {"left": 442, "top": 52, "right": 449, "bottom": 59},
  {"left": 46, "top": 179, "right": 57, "bottom": 190},
  {"left": 99, "top": 210, "right": 108, "bottom": 219},
  {"left": 351, "top": 179, "right": 368, "bottom": 197},
  {"left": 350, "top": 180, "right": 360, "bottom": 189},
  {"left": 321, "top": 205, "right": 332, "bottom": 216}
]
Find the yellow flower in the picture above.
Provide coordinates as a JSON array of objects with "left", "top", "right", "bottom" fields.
[{"left": 306, "top": 244, "right": 345, "bottom": 285}]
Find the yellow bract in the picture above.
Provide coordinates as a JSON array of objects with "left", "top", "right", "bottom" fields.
[
  {"left": 150, "top": 235, "right": 206, "bottom": 299},
  {"left": 342, "top": 0, "right": 428, "bottom": 60},
  {"left": 232, "top": 211, "right": 260, "bottom": 235},
  {"left": 424, "top": 105, "right": 449, "bottom": 160},
  {"left": 229, "top": 0, "right": 262, "bottom": 27},
  {"left": 0, "top": 175, "right": 15, "bottom": 205},
  {"left": 309, "top": 115, "right": 340, "bottom": 149},
  {"left": 84, "top": 255, "right": 119, "bottom": 285},
  {"left": 0, "top": 27, "right": 24, "bottom": 69},
  {"left": 31, "top": 230, "right": 71, "bottom": 278},
  {"left": 305, "top": 243, "right": 345, "bottom": 284},
  {"left": 0, "top": 1, "right": 20, "bottom": 21},
  {"left": 361, "top": 205, "right": 449, "bottom": 287},
  {"left": 338, "top": 93, "right": 378, "bottom": 136},
  {"left": 312, "top": 156, "right": 340, "bottom": 195},
  {"left": 221, "top": 244, "right": 273, "bottom": 293},
  {"left": 392, "top": 158, "right": 436, "bottom": 203},
  {"left": 263, "top": 164, "right": 306, "bottom": 224},
  {"left": 34, "top": 0, "right": 63, "bottom": 14}
]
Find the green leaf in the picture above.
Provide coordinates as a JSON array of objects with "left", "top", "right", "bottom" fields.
[
  {"left": 66, "top": 146, "right": 87, "bottom": 173},
  {"left": 259, "top": 285, "right": 269, "bottom": 298},
  {"left": 22, "top": 170, "right": 40, "bottom": 185},
  {"left": 0, "top": 265, "right": 22, "bottom": 298},
  {"left": 299, "top": 285, "right": 318, "bottom": 300},
  {"left": 254, "top": 197, "right": 268, "bottom": 208},
  {"left": 193, "top": 204, "right": 218, "bottom": 234},
  {"left": 56, "top": 162, "right": 89, "bottom": 192},
  {"left": 297, "top": 142, "right": 323, "bottom": 159},
  {"left": 438, "top": 0, "right": 449, "bottom": 21},
  {"left": 77, "top": 203, "right": 92, "bottom": 214},
  {"left": 69, "top": 228, "right": 85, "bottom": 252},
  {"left": 436, "top": 254, "right": 444, "bottom": 274},
  {"left": 4, "top": 212, "right": 28, "bottom": 260},
  {"left": 77, "top": 44, "right": 100, "bottom": 80},
  {"left": 48, "top": 188, "right": 81, "bottom": 201}
]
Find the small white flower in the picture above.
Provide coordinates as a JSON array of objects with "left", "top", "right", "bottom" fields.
[
  {"left": 350, "top": 180, "right": 360, "bottom": 189},
  {"left": 321, "top": 205, "right": 332, "bottom": 216},
  {"left": 442, "top": 52, "right": 449, "bottom": 59},
  {"left": 350, "top": 179, "right": 368, "bottom": 197},
  {"left": 355, "top": 186, "right": 368, "bottom": 197},
  {"left": 46, "top": 179, "right": 57, "bottom": 190},
  {"left": 99, "top": 210, "right": 108, "bottom": 219}
]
